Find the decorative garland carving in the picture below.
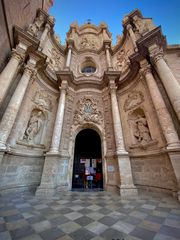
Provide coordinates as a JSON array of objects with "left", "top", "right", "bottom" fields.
[
  {"left": 124, "top": 90, "right": 144, "bottom": 112},
  {"left": 33, "top": 90, "right": 52, "bottom": 111},
  {"left": 73, "top": 97, "right": 102, "bottom": 125}
]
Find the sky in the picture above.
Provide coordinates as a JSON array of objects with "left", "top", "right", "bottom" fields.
[{"left": 49, "top": 0, "right": 180, "bottom": 46}]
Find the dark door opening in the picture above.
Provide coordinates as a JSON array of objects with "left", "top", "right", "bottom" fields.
[{"left": 72, "top": 128, "right": 103, "bottom": 190}]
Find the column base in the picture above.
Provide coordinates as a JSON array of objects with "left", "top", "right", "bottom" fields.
[
  {"left": 35, "top": 185, "right": 56, "bottom": 198},
  {"left": 178, "top": 191, "right": 180, "bottom": 202},
  {"left": 119, "top": 185, "right": 138, "bottom": 197},
  {"left": 0, "top": 142, "right": 7, "bottom": 151},
  {"left": 0, "top": 151, "right": 5, "bottom": 165}
]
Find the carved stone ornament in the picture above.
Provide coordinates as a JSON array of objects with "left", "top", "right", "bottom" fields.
[
  {"left": 23, "top": 109, "right": 44, "bottom": 144},
  {"left": 129, "top": 114, "right": 152, "bottom": 145},
  {"left": 114, "top": 49, "right": 130, "bottom": 72},
  {"left": 33, "top": 90, "right": 52, "bottom": 111},
  {"left": 124, "top": 90, "right": 144, "bottom": 112},
  {"left": 79, "top": 36, "right": 98, "bottom": 50},
  {"left": 73, "top": 97, "right": 102, "bottom": 125},
  {"left": 47, "top": 48, "right": 62, "bottom": 71},
  {"left": 133, "top": 15, "right": 155, "bottom": 36},
  {"left": 27, "top": 13, "right": 45, "bottom": 37}
]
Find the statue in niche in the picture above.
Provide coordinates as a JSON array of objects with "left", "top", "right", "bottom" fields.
[
  {"left": 124, "top": 90, "right": 144, "bottom": 112},
  {"left": 27, "top": 13, "right": 45, "bottom": 37},
  {"left": 23, "top": 110, "right": 44, "bottom": 143},
  {"left": 115, "top": 49, "right": 130, "bottom": 72},
  {"left": 131, "top": 115, "right": 152, "bottom": 144}
]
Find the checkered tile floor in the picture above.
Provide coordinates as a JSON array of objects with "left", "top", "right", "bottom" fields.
[{"left": 0, "top": 191, "right": 180, "bottom": 240}]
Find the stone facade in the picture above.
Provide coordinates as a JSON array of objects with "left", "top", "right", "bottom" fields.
[{"left": 0, "top": 9, "right": 180, "bottom": 201}]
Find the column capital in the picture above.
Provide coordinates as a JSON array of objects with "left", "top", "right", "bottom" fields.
[
  {"left": 139, "top": 60, "right": 152, "bottom": 78},
  {"left": 11, "top": 48, "right": 26, "bottom": 62},
  {"left": 126, "top": 24, "right": 133, "bottom": 31},
  {"left": 23, "top": 65, "right": 36, "bottom": 78},
  {"left": 109, "top": 79, "right": 117, "bottom": 94},
  {"left": 60, "top": 80, "right": 69, "bottom": 93},
  {"left": 149, "top": 44, "right": 164, "bottom": 64}
]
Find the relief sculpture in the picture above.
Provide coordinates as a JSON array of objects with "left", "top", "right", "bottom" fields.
[
  {"left": 73, "top": 97, "right": 102, "bottom": 125},
  {"left": 124, "top": 90, "right": 144, "bottom": 112},
  {"left": 132, "top": 115, "right": 152, "bottom": 144},
  {"left": 128, "top": 109, "right": 152, "bottom": 146},
  {"left": 33, "top": 90, "right": 52, "bottom": 111},
  {"left": 23, "top": 109, "right": 44, "bottom": 144},
  {"left": 114, "top": 49, "right": 130, "bottom": 72},
  {"left": 47, "top": 48, "right": 62, "bottom": 71},
  {"left": 27, "top": 13, "right": 45, "bottom": 37}
]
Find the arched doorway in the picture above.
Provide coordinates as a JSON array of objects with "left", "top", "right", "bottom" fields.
[{"left": 72, "top": 128, "right": 103, "bottom": 190}]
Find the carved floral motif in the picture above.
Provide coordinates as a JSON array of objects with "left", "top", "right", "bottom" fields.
[
  {"left": 124, "top": 90, "right": 144, "bottom": 112},
  {"left": 73, "top": 97, "right": 102, "bottom": 125},
  {"left": 33, "top": 90, "right": 52, "bottom": 111}
]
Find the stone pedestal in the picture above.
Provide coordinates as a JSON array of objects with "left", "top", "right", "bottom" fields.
[
  {"left": 168, "top": 150, "right": 180, "bottom": 202},
  {"left": 118, "top": 153, "right": 138, "bottom": 197},
  {"left": 36, "top": 153, "right": 59, "bottom": 197}
]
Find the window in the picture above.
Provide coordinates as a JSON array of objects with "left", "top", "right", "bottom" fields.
[{"left": 81, "top": 66, "right": 96, "bottom": 73}]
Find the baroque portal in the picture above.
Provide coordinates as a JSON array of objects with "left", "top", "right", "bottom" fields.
[{"left": 0, "top": 8, "right": 180, "bottom": 201}]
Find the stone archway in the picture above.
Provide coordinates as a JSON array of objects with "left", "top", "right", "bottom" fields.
[{"left": 72, "top": 128, "right": 103, "bottom": 190}]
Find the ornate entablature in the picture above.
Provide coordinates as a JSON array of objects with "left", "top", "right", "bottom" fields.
[{"left": 73, "top": 97, "right": 103, "bottom": 126}]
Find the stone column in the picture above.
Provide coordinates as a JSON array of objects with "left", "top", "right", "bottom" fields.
[
  {"left": 126, "top": 24, "right": 138, "bottom": 52},
  {"left": 36, "top": 80, "right": 68, "bottom": 197},
  {"left": 0, "top": 62, "right": 35, "bottom": 150},
  {"left": 149, "top": 44, "right": 180, "bottom": 121},
  {"left": 49, "top": 80, "right": 68, "bottom": 153},
  {"left": 141, "top": 60, "right": 180, "bottom": 202},
  {"left": 109, "top": 79, "right": 137, "bottom": 196},
  {"left": 105, "top": 44, "right": 113, "bottom": 70},
  {"left": 0, "top": 47, "right": 25, "bottom": 105},
  {"left": 38, "top": 23, "right": 51, "bottom": 50},
  {"left": 140, "top": 60, "right": 180, "bottom": 149},
  {"left": 65, "top": 44, "right": 72, "bottom": 69}
]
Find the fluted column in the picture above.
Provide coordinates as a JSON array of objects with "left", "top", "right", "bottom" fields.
[
  {"left": 109, "top": 79, "right": 137, "bottom": 196},
  {"left": 0, "top": 62, "right": 35, "bottom": 150},
  {"left": 39, "top": 23, "right": 51, "bottom": 50},
  {"left": 49, "top": 80, "right": 68, "bottom": 153},
  {"left": 149, "top": 44, "right": 180, "bottom": 121},
  {"left": 126, "top": 24, "right": 138, "bottom": 52},
  {"left": 140, "top": 61, "right": 180, "bottom": 149},
  {"left": 0, "top": 47, "right": 25, "bottom": 105},
  {"left": 105, "top": 44, "right": 113, "bottom": 70}
]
